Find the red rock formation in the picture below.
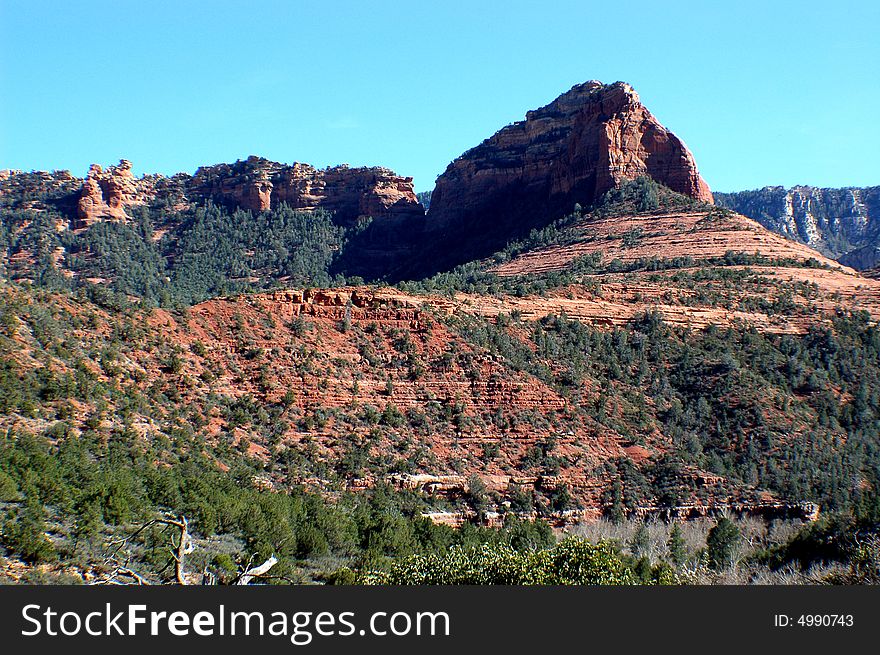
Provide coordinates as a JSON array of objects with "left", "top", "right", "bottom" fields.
[
  {"left": 69, "top": 155, "right": 424, "bottom": 228},
  {"left": 425, "top": 81, "right": 713, "bottom": 263},
  {"left": 188, "top": 155, "right": 424, "bottom": 225},
  {"left": 75, "top": 160, "right": 152, "bottom": 226},
  {"left": 591, "top": 83, "right": 712, "bottom": 203}
]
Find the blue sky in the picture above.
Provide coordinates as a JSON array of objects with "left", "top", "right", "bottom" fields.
[{"left": 1, "top": 0, "right": 877, "bottom": 192}]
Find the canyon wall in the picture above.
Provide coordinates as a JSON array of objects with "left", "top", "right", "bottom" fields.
[{"left": 715, "top": 186, "right": 880, "bottom": 269}]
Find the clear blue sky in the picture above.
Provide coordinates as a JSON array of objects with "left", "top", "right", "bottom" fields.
[{"left": 1, "top": 0, "right": 877, "bottom": 192}]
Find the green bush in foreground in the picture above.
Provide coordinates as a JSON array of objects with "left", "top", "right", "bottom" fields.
[{"left": 360, "top": 538, "right": 639, "bottom": 585}]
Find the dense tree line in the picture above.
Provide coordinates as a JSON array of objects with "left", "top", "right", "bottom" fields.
[{"left": 2, "top": 202, "right": 348, "bottom": 307}]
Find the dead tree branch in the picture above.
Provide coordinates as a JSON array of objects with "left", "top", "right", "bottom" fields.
[
  {"left": 236, "top": 555, "right": 279, "bottom": 585},
  {"left": 94, "top": 513, "right": 193, "bottom": 585}
]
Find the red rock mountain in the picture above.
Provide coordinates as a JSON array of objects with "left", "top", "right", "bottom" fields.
[
  {"left": 4, "top": 81, "right": 715, "bottom": 279},
  {"left": 69, "top": 155, "right": 424, "bottom": 228},
  {"left": 423, "top": 81, "right": 713, "bottom": 267}
]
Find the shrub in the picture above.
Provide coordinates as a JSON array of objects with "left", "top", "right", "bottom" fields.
[
  {"left": 364, "top": 538, "right": 636, "bottom": 585},
  {"left": 1, "top": 496, "right": 57, "bottom": 564}
]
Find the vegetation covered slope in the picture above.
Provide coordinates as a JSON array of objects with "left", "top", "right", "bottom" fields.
[
  {"left": 3, "top": 178, "right": 880, "bottom": 584},
  {"left": 1, "top": 198, "right": 353, "bottom": 306}
]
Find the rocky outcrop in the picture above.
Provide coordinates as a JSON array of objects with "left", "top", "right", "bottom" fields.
[
  {"left": 839, "top": 245, "right": 880, "bottom": 271},
  {"left": 68, "top": 155, "right": 424, "bottom": 229},
  {"left": 0, "top": 169, "right": 82, "bottom": 214},
  {"left": 715, "top": 186, "right": 880, "bottom": 268},
  {"left": 76, "top": 160, "right": 153, "bottom": 227},
  {"left": 1, "top": 156, "right": 427, "bottom": 282},
  {"left": 189, "top": 156, "right": 424, "bottom": 226},
  {"left": 423, "top": 81, "right": 712, "bottom": 268}
]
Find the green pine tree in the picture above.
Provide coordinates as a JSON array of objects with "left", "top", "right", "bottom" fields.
[
  {"left": 706, "top": 517, "right": 740, "bottom": 570},
  {"left": 667, "top": 522, "right": 687, "bottom": 566}
]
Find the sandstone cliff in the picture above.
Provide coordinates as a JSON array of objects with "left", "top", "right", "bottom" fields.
[
  {"left": 188, "top": 156, "right": 425, "bottom": 227},
  {"left": 76, "top": 159, "right": 155, "bottom": 226},
  {"left": 715, "top": 185, "right": 880, "bottom": 268},
  {"left": 4, "top": 155, "right": 426, "bottom": 229},
  {"left": 423, "top": 81, "right": 712, "bottom": 269}
]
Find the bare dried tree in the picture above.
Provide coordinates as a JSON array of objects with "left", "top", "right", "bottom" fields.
[
  {"left": 94, "top": 513, "right": 192, "bottom": 585},
  {"left": 93, "top": 512, "right": 279, "bottom": 585}
]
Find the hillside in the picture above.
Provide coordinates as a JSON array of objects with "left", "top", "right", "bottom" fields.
[
  {"left": 5, "top": 183, "right": 880, "bottom": 520},
  {"left": 0, "top": 157, "right": 427, "bottom": 292},
  {"left": 3, "top": 80, "right": 880, "bottom": 585},
  {"left": 0, "top": 281, "right": 752, "bottom": 517},
  {"left": 4, "top": 186, "right": 880, "bottom": 583},
  {"left": 482, "top": 196, "right": 880, "bottom": 334}
]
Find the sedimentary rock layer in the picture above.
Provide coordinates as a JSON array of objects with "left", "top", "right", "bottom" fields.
[{"left": 424, "top": 81, "right": 713, "bottom": 265}]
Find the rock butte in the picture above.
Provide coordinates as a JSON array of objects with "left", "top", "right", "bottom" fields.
[{"left": 423, "top": 80, "right": 713, "bottom": 268}]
